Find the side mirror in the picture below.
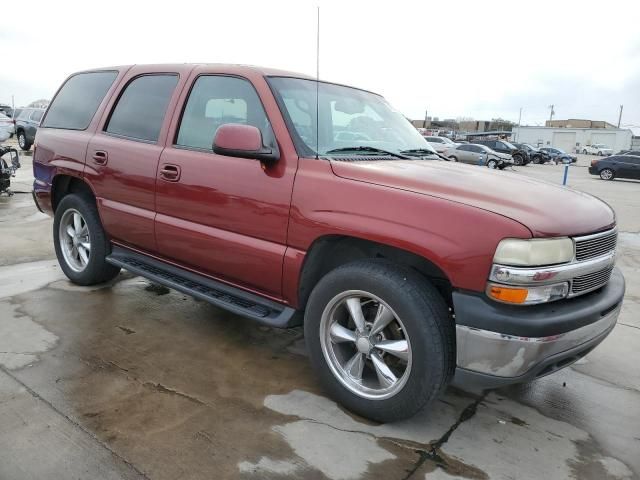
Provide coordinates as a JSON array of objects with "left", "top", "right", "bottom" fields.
[{"left": 213, "top": 124, "right": 279, "bottom": 163}]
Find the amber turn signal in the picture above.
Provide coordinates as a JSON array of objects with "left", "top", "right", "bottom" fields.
[{"left": 487, "top": 285, "right": 529, "bottom": 304}]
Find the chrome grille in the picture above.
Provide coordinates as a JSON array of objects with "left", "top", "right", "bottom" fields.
[
  {"left": 574, "top": 229, "right": 617, "bottom": 261},
  {"left": 571, "top": 265, "right": 614, "bottom": 294}
]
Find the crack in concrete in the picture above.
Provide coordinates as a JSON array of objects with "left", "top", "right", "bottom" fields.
[
  {"left": 87, "top": 355, "right": 216, "bottom": 409},
  {"left": 401, "top": 393, "right": 488, "bottom": 480},
  {"left": 0, "top": 364, "right": 151, "bottom": 480},
  {"left": 0, "top": 351, "right": 38, "bottom": 356},
  {"left": 619, "top": 322, "right": 640, "bottom": 331},
  {"left": 142, "top": 381, "right": 209, "bottom": 407}
]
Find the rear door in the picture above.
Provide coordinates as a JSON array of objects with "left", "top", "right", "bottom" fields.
[
  {"left": 618, "top": 156, "right": 640, "bottom": 179},
  {"left": 154, "top": 69, "right": 298, "bottom": 297},
  {"left": 27, "top": 109, "right": 43, "bottom": 143},
  {"left": 85, "top": 66, "right": 189, "bottom": 253}
]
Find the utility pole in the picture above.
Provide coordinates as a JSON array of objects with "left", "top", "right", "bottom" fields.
[
  {"left": 424, "top": 109, "right": 428, "bottom": 129},
  {"left": 548, "top": 104, "right": 555, "bottom": 124},
  {"left": 516, "top": 107, "right": 522, "bottom": 141},
  {"left": 617, "top": 105, "right": 623, "bottom": 128}
]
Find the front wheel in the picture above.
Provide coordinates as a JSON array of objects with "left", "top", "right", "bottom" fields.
[
  {"left": 599, "top": 168, "right": 614, "bottom": 181},
  {"left": 513, "top": 154, "right": 524, "bottom": 166},
  {"left": 304, "top": 260, "right": 454, "bottom": 423},
  {"left": 53, "top": 194, "right": 120, "bottom": 285},
  {"left": 487, "top": 159, "right": 498, "bottom": 169}
]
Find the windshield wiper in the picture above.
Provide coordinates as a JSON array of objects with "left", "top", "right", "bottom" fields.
[
  {"left": 324, "top": 146, "right": 410, "bottom": 159},
  {"left": 400, "top": 148, "right": 450, "bottom": 161}
]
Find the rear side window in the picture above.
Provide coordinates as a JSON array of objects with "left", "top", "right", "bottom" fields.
[
  {"left": 106, "top": 74, "right": 178, "bottom": 142},
  {"left": 31, "top": 110, "right": 44, "bottom": 122},
  {"left": 42, "top": 71, "right": 118, "bottom": 130},
  {"left": 176, "top": 75, "right": 270, "bottom": 150}
]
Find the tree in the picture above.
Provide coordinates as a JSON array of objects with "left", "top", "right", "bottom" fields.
[{"left": 28, "top": 99, "right": 50, "bottom": 109}]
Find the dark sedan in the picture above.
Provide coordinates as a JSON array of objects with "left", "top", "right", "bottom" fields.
[
  {"left": 513, "top": 143, "right": 550, "bottom": 164},
  {"left": 589, "top": 155, "right": 640, "bottom": 181},
  {"left": 539, "top": 147, "right": 577, "bottom": 164}
]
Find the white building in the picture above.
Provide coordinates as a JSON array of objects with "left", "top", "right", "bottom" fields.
[{"left": 511, "top": 126, "right": 632, "bottom": 153}]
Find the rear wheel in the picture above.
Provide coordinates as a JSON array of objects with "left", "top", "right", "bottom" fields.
[
  {"left": 448, "top": 156, "right": 458, "bottom": 162},
  {"left": 53, "top": 194, "right": 120, "bottom": 285},
  {"left": 17, "top": 131, "right": 31, "bottom": 151},
  {"left": 599, "top": 168, "right": 614, "bottom": 181},
  {"left": 304, "top": 260, "right": 454, "bottom": 423},
  {"left": 582, "top": 149, "right": 588, "bottom": 155}
]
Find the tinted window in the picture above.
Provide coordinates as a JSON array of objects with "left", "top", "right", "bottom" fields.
[
  {"left": 457, "top": 145, "right": 470, "bottom": 151},
  {"left": 105, "top": 75, "right": 177, "bottom": 142},
  {"left": 427, "top": 137, "right": 443, "bottom": 143},
  {"left": 176, "top": 75, "right": 270, "bottom": 150},
  {"left": 18, "top": 109, "right": 32, "bottom": 120},
  {"left": 469, "top": 145, "right": 483, "bottom": 153},
  {"left": 30, "top": 110, "right": 44, "bottom": 122},
  {"left": 42, "top": 71, "right": 118, "bottom": 130},
  {"left": 622, "top": 156, "right": 640, "bottom": 165}
]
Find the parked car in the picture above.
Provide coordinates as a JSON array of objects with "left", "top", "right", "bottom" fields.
[
  {"left": 444, "top": 143, "right": 512, "bottom": 169},
  {"left": 473, "top": 139, "right": 530, "bottom": 165},
  {"left": 616, "top": 150, "right": 640, "bottom": 156},
  {"left": 539, "top": 147, "right": 577, "bottom": 164},
  {"left": 33, "top": 64, "right": 624, "bottom": 423},
  {"left": 424, "top": 135, "right": 458, "bottom": 153},
  {"left": 0, "top": 113, "right": 13, "bottom": 142},
  {"left": 512, "top": 143, "right": 550, "bottom": 164},
  {"left": 582, "top": 143, "right": 613, "bottom": 156},
  {"left": 0, "top": 104, "right": 13, "bottom": 118},
  {"left": 14, "top": 107, "right": 46, "bottom": 151},
  {"left": 589, "top": 155, "right": 640, "bottom": 181}
]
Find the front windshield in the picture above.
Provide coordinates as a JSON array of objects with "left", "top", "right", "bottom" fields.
[
  {"left": 502, "top": 140, "right": 517, "bottom": 149},
  {"left": 268, "top": 77, "right": 435, "bottom": 157}
]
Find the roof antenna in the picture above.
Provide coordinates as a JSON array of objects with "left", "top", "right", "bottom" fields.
[{"left": 315, "top": 5, "right": 320, "bottom": 160}]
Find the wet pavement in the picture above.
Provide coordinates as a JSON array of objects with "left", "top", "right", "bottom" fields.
[{"left": 0, "top": 150, "right": 638, "bottom": 479}]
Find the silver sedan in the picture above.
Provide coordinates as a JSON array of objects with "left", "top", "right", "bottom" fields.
[{"left": 444, "top": 143, "right": 513, "bottom": 169}]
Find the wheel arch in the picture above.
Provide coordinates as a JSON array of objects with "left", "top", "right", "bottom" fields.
[
  {"left": 297, "top": 235, "right": 454, "bottom": 311},
  {"left": 51, "top": 174, "right": 97, "bottom": 212}
]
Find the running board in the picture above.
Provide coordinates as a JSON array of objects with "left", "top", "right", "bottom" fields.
[{"left": 106, "top": 246, "right": 298, "bottom": 328}]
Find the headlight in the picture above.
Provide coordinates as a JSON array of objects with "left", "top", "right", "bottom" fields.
[
  {"left": 487, "top": 282, "right": 569, "bottom": 305},
  {"left": 494, "top": 238, "right": 574, "bottom": 266}
]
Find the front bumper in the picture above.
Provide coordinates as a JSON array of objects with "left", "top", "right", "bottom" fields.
[{"left": 452, "top": 267, "right": 624, "bottom": 388}]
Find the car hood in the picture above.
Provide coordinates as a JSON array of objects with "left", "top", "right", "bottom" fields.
[{"left": 330, "top": 159, "right": 615, "bottom": 237}]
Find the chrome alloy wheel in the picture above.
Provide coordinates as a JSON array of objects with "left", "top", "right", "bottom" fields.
[
  {"left": 600, "top": 169, "right": 613, "bottom": 180},
  {"left": 59, "top": 209, "right": 91, "bottom": 272},
  {"left": 320, "top": 290, "right": 412, "bottom": 400}
]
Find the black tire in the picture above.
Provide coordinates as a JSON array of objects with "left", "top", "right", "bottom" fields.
[
  {"left": 448, "top": 156, "right": 458, "bottom": 162},
  {"left": 17, "top": 131, "right": 31, "bottom": 151},
  {"left": 304, "top": 260, "right": 455, "bottom": 423},
  {"left": 599, "top": 168, "right": 615, "bottom": 181},
  {"left": 582, "top": 149, "right": 588, "bottom": 155},
  {"left": 53, "top": 193, "right": 120, "bottom": 285},
  {"left": 487, "top": 159, "right": 498, "bottom": 169},
  {"left": 513, "top": 154, "right": 524, "bottom": 166}
]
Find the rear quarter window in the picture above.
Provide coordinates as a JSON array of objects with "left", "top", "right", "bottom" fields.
[{"left": 42, "top": 71, "right": 118, "bottom": 130}]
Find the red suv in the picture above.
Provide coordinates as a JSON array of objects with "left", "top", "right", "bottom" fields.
[{"left": 33, "top": 64, "right": 624, "bottom": 422}]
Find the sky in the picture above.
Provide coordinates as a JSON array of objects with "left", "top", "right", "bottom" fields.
[{"left": 1, "top": 0, "right": 639, "bottom": 133}]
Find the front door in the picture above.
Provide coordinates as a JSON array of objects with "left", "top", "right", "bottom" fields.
[
  {"left": 85, "top": 70, "right": 182, "bottom": 253},
  {"left": 154, "top": 73, "right": 298, "bottom": 298}
]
